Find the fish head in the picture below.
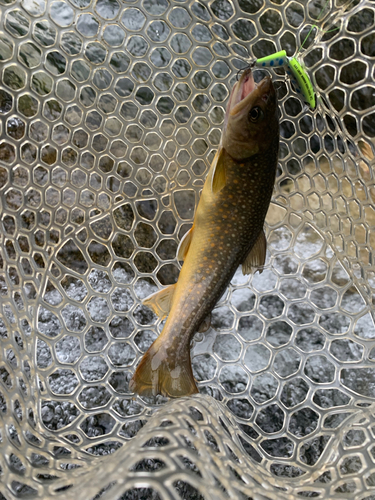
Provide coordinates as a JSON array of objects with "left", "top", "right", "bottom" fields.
[{"left": 221, "top": 68, "right": 279, "bottom": 160}]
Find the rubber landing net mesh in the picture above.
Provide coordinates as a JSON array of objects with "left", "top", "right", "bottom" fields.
[{"left": 0, "top": 0, "right": 375, "bottom": 498}]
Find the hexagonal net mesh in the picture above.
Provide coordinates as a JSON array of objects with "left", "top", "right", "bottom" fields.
[{"left": 0, "top": 0, "right": 375, "bottom": 497}]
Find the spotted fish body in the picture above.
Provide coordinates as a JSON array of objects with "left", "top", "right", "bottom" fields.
[{"left": 130, "top": 69, "right": 280, "bottom": 398}]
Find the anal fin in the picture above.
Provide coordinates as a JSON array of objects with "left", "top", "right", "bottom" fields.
[
  {"left": 177, "top": 226, "right": 194, "bottom": 261},
  {"left": 242, "top": 230, "right": 267, "bottom": 275},
  {"left": 143, "top": 284, "right": 176, "bottom": 319}
]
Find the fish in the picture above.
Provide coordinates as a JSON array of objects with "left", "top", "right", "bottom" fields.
[{"left": 129, "top": 68, "right": 280, "bottom": 398}]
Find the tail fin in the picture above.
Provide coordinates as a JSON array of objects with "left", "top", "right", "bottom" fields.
[{"left": 129, "top": 338, "right": 198, "bottom": 398}]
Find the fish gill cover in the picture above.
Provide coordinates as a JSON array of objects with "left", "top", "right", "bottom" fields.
[{"left": 0, "top": 0, "right": 375, "bottom": 499}]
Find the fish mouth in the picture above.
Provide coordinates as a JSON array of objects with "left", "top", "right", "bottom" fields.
[{"left": 228, "top": 69, "right": 274, "bottom": 116}]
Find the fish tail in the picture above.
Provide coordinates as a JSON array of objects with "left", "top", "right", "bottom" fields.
[{"left": 129, "top": 337, "right": 198, "bottom": 398}]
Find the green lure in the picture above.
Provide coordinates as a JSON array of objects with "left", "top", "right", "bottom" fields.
[{"left": 254, "top": 50, "right": 316, "bottom": 109}]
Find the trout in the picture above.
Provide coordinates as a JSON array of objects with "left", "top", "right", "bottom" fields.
[{"left": 130, "top": 68, "right": 279, "bottom": 397}]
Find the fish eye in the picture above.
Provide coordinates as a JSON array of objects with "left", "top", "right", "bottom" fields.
[{"left": 248, "top": 106, "right": 264, "bottom": 123}]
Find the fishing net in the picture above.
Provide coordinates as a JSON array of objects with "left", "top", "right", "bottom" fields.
[{"left": 0, "top": 0, "right": 375, "bottom": 498}]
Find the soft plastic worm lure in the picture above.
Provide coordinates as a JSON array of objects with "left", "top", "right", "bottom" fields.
[
  {"left": 254, "top": 50, "right": 316, "bottom": 109},
  {"left": 251, "top": 0, "right": 344, "bottom": 110}
]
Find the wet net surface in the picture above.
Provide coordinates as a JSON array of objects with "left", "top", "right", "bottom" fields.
[{"left": 0, "top": 0, "right": 375, "bottom": 498}]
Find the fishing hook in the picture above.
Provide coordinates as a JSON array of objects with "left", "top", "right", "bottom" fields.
[{"left": 236, "top": 60, "right": 257, "bottom": 81}]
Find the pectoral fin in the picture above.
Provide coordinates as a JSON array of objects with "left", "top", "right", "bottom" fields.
[
  {"left": 177, "top": 226, "right": 194, "bottom": 261},
  {"left": 242, "top": 230, "right": 267, "bottom": 275},
  {"left": 197, "top": 313, "right": 211, "bottom": 333},
  {"left": 211, "top": 148, "right": 227, "bottom": 195},
  {"left": 143, "top": 284, "right": 176, "bottom": 319}
]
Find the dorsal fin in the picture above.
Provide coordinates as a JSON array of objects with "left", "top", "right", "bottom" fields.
[
  {"left": 242, "top": 230, "right": 267, "bottom": 275},
  {"left": 197, "top": 313, "right": 211, "bottom": 333},
  {"left": 142, "top": 284, "right": 176, "bottom": 319},
  {"left": 211, "top": 148, "right": 227, "bottom": 195},
  {"left": 177, "top": 226, "right": 194, "bottom": 262}
]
